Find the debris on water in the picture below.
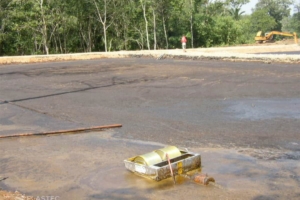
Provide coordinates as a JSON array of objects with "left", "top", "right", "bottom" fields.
[
  {"left": 192, "top": 173, "right": 215, "bottom": 185},
  {"left": 0, "top": 177, "right": 8, "bottom": 182},
  {"left": 0, "top": 190, "right": 35, "bottom": 200},
  {"left": 124, "top": 146, "right": 215, "bottom": 186}
]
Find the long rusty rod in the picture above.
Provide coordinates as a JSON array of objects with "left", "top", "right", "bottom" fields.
[
  {"left": 0, "top": 124, "right": 122, "bottom": 139},
  {"left": 166, "top": 153, "right": 176, "bottom": 185}
]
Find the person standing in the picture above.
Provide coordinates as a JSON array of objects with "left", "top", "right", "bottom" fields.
[{"left": 181, "top": 35, "right": 187, "bottom": 52}]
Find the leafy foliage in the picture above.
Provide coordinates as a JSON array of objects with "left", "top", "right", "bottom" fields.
[
  {"left": 0, "top": 0, "right": 297, "bottom": 55},
  {"left": 250, "top": 9, "right": 277, "bottom": 32},
  {"left": 254, "top": 0, "right": 293, "bottom": 31}
]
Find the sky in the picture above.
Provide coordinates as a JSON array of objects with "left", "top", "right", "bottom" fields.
[
  {"left": 241, "top": 0, "right": 258, "bottom": 15},
  {"left": 241, "top": 0, "right": 296, "bottom": 15}
]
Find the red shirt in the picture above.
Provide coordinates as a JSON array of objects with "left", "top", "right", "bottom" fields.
[{"left": 181, "top": 36, "right": 187, "bottom": 43}]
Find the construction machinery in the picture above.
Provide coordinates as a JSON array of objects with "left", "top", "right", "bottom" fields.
[{"left": 255, "top": 31, "right": 298, "bottom": 44}]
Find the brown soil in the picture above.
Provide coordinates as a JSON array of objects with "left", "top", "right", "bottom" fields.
[
  {"left": 1, "top": 47, "right": 300, "bottom": 199},
  {"left": 0, "top": 40, "right": 299, "bottom": 65},
  {"left": 239, "top": 38, "right": 297, "bottom": 46},
  {"left": 0, "top": 190, "right": 35, "bottom": 200}
]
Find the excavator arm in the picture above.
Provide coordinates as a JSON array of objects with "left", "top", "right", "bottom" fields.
[{"left": 255, "top": 31, "right": 298, "bottom": 44}]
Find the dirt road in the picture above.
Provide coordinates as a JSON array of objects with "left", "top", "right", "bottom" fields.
[
  {"left": 0, "top": 57, "right": 300, "bottom": 199},
  {"left": 0, "top": 43, "right": 299, "bottom": 65}
]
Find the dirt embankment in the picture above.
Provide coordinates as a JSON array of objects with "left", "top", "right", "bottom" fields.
[{"left": 0, "top": 42, "right": 299, "bottom": 65}]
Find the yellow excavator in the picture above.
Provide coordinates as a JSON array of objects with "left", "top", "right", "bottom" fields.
[{"left": 255, "top": 31, "right": 298, "bottom": 44}]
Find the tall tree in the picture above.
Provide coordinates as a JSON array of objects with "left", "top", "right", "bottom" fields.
[
  {"left": 184, "top": 0, "right": 202, "bottom": 48},
  {"left": 156, "top": 0, "right": 171, "bottom": 49},
  {"left": 282, "top": 1, "right": 300, "bottom": 35},
  {"left": 250, "top": 8, "right": 277, "bottom": 32},
  {"left": 92, "top": 0, "right": 115, "bottom": 52},
  {"left": 294, "top": 0, "right": 300, "bottom": 13},
  {"left": 0, "top": 0, "right": 10, "bottom": 55},
  {"left": 286, "top": 1, "right": 300, "bottom": 34},
  {"left": 0, "top": 0, "right": 272, "bottom": 55},
  {"left": 39, "top": 0, "right": 49, "bottom": 54},
  {"left": 227, "top": 0, "right": 250, "bottom": 20},
  {"left": 140, "top": 0, "right": 151, "bottom": 50},
  {"left": 254, "top": 0, "right": 293, "bottom": 30},
  {"left": 228, "top": 6, "right": 245, "bottom": 20}
]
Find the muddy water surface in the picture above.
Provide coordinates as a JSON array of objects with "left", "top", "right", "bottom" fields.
[
  {"left": 1, "top": 131, "right": 299, "bottom": 200},
  {"left": 224, "top": 98, "right": 300, "bottom": 120},
  {"left": 1, "top": 58, "right": 300, "bottom": 199}
]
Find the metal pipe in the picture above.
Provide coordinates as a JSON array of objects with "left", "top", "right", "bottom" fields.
[{"left": 0, "top": 124, "right": 122, "bottom": 139}]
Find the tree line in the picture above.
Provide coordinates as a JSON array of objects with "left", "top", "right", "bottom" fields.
[{"left": 0, "top": 0, "right": 299, "bottom": 56}]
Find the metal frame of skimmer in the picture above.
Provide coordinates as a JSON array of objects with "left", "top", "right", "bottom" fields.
[{"left": 124, "top": 146, "right": 201, "bottom": 181}]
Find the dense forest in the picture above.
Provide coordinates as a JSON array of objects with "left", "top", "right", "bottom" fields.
[{"left": 0, "top": 0, "right": 299, "bottom": 55}]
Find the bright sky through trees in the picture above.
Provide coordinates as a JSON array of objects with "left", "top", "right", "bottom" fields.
[
  {"left": 242, "top": 0, "right": 295, "bottom": 15},
  {"left": 242, "top": 0, "right": 258, "bottom": 14}
]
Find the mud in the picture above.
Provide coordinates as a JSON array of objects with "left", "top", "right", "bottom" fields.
[
  {"left": 1, "top": 58, "right": 300, "bottom": 199},
  {"left": 1, "top": 132, "right": 299, "bottom": 200},
  {"left": 224, "top": 98, "right": 300, "bottom": 120}
]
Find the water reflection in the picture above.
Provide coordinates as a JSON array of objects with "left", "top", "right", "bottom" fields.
[{"left": 224, "top": 98, "right": 300, "bottom": 120}]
